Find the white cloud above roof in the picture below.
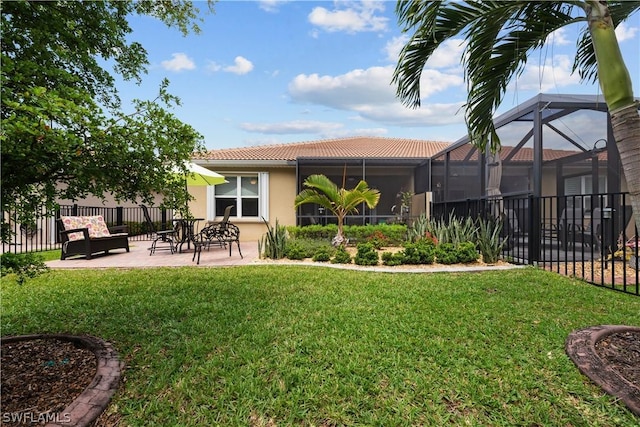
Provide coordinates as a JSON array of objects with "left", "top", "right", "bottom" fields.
[
  {"left": 207, "top": 56, "right": 254, "bottom": 75},
  {"left": 240, "top": 120, "right": 344, "bottom": 134},
  {"left": 288, "top": 65, "right": 463, "bottom": 109},
  {"left": 161, "top": 53, "right": 196, "bottom": 72},
  {"left": 308, "top": 1, "right": 388, "bottom": 34},
  {"left": 511, "top": 55, "right": 581, "bottom": 91},
  {"left": 616, "top": 21, "right": 638, "bottom": 42},
  {"left": 224, "top": 56, "right": 254, "bottom": 75}
]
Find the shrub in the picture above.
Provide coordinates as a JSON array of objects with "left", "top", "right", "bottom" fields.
[
  {"left": 1, "top": 252, "right": 49, "bottom": 285},
  {"left": 259, "top": 218, "right": 288, "bottom": 259},
  {"left": 456, "top": 241, "right": 479, "bottom": 263},
  {"left": 435, "top": 243, "right": 458, "bottom": 264},
  {"left": 366, "top": 230, "right": 389, "bottom": 250},
  {"left": 401, "top": 240, "right": 436, "bottom": 264},
  {"left": 284, "top": 240, "right": 311, "bottom": 260},
  {"left": 312, "top": 245, "right": 334, "bottom": 262},
  {"left": 381, "top": 251, "right": 404, "bottom": 266},
  {"left": 287, "top": 224, "right": 407, "bottom": 246},
  {"left": 331, "top": 246, "right": 352, "bottom": 264},
  {"left": 354, "top": 242, "right": 379, "bottom": 266}
]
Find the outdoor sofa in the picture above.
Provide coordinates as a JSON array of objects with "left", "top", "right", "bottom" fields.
[{"left": 57, "top": 215, "right": 129, "bottom": 260}]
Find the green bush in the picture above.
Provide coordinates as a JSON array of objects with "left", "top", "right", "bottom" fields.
[
  {"left": 287, "top": 224, "right": 337, "bottom": 240},
  {"left": 354, "top": 242, "right": 379, "bottom": 266},
  {"left": 284, "top": 240, "right": 310, "bottom": 260},
  {"left": 331, "top": 246, "right": 352, "bottom": 264},
  {"left": 312, "top": 245, "right": 334, "bottom": 262},
  {"left": 124, "top": 221, "right": 145, "bottom": 236},
  {"left": 401, "top": 240, "right": 436, "bottom": 264},
  {"left": 287, "top": 224, "right": 407, "bottom": 246},
  {"left": 366, "top": 230, "right": 389, "bottom": 250},
  {"left": 456, "top": 241, "right": 479, "bottom": 263},
  {"left": 1, "top": 252, "right": 49, "bottom": 285},
  {"left": 381, "top": 251, "right": 404, "bottom": 266},
  {"left": 435, "top": 243, "right": 458, "bottom": 264}
]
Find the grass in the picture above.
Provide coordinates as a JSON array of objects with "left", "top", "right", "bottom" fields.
[{"left": 2, "top": 265, "right": 639, "bottom": 426}]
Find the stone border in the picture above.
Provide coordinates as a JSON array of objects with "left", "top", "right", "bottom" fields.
[
  {"left": 0, "top": 334, "right": 123, "bottom": 427},
  {"left": 565, "top": 325, "right": 640, "bottom": 417}
]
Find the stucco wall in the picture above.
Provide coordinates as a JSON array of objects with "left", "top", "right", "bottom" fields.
[{"left": 187, "top": 167, "right": 297, "bottom": 242}]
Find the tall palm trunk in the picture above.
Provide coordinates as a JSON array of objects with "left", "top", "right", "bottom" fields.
[
  {"left": 586, "top": 0, "right": 640, "bottom": 231},
  {"left": 612, "top": 105, "right": 640, "bottom": 232}
]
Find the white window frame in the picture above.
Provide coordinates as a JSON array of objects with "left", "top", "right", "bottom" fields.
[{"left": 207, "top": 172, "right": 269, "bottom": 221}]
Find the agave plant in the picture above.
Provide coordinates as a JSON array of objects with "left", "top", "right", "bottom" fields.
[{"left": 476, "top": 216, "right": 507, "bottom": 264}]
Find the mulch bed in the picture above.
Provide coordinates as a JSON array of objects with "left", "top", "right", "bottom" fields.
[
  {"left": 1, "top": 338, "right": 96, "bottom": 426},
  {"left": 595, "top": 330, "right": 640, "bottom": 388}
]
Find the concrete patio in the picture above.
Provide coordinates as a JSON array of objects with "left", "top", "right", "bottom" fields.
[{"left": 46, "top": 239, "right": 260, "bottom": 269}]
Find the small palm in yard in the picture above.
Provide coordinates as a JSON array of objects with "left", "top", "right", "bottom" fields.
[{"left": 294, "top": 174, "right": 380, "bottom": 246}]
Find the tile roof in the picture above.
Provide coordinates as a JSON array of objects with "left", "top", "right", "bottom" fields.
[{"left": 195, "top": 136, "right": 451, "bottom": 161}]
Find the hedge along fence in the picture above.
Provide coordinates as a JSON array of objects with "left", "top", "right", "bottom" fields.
[{"left": 286, "top": 223, "right": 408, "bottom": 246}]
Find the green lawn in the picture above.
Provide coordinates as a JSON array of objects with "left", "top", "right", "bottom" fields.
[{"left": 2, "top": 266, "right": 639, "bottom": 426}]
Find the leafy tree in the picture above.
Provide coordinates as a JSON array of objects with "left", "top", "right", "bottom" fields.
[
  {"left": 1, "top": 0, "right": 215, "bottom": 242},
  {"left": 393, "top": 0, "right": 640, "bottom": 230},
  {"left": 294, "top": 174, "right": 381, "bottom": 246}
]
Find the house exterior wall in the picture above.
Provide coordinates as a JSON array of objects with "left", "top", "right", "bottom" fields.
[{"left": 188, "top": 167, "right": 297, "bottom": 242}]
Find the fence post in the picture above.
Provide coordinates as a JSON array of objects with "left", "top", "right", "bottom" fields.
[
  {"left": 116, "top": 207, "right": 124, "bottom": 226},
  {"left": 528, "top": 195, "right": 540, "bottom": 263},
  {"left": 161, "top": 208, "right": 168, "bottom": 230},
  {"left": 72, "top": 204, "right": 78, "bottom": 216}
]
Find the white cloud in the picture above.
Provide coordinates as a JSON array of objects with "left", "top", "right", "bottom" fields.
[
  {"left": 286, "top": 65, "right": 466, "bottom": 128},
  {"left": 288, "top": 65, "right": 463, "bottom": 110},
  {"left": 206, "top": 61, "right": 222, "bottom": 72},
  {"left": 512, "top": 54, "right": 581, "bottom": 91},
  {"left": 616, "top": 22, "right": 638, "bottom": 42},
  {"left": 224, "top": 56, "right": 254, "bottom": 75},
  {"left": 385, "top": 36, "right": 466, "bottom": 69},
  {"left": 358, "top": 102, "right": 466, "bottom": 127},
  {"left": 546, "top": 27, "right": 573, "bottom": 46},
  {"left": 240, "top": 120, "right": 344, "bottom": 134},
  {"left": 258, "top": 0, "right": 290, "bottom": 13},
  {"left": 161, "top": 53, "right": 196, "bottom": 72},
  {"left": 208, "top": 57, "right": 254, "bottom": 75},
  {"left": 308, "top": 1, "right": 388, "bottom": 34}
]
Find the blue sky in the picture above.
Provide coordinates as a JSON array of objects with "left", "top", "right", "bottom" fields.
[{"left": 118, "top": 1, "right": 640, "bottom": 150}]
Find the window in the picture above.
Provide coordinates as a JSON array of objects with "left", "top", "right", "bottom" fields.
[
  {"left": 209, "top": 173, "right": 269, "bottom": 219},
  {"left": 564, "top": 175, "right": 607, "bottom": 211}
]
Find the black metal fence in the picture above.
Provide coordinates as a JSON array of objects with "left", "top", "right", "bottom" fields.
[
  {"left": 2, "top": 204, "right": 174, "bottom": 254},
  {"left": 432, "top": 192, "right": 639, "bottom": 296}
]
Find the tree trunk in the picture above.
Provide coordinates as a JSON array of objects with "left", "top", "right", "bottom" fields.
[
  {"left": 611, "top": 104, "right": 640, "bottom": 232},
  {"left": 586, "top": 0, "right": 640, "bottom": 231}
]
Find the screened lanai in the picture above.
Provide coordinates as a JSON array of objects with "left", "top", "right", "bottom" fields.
[
  {"left": 430, "top": 94, "right": 639, "bottom": 227},
  {"left": 296, "top": 157, "right": 430, "bottom": 226},
  {"left": 431, "top": 93, "right": 627, "bottom": 202}
]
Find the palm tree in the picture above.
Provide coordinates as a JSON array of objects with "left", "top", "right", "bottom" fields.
[
  {"left": 393, "top": 0, "right": 640, "bottom": 230},
  {"left": 294, "top": 174, "right": 381, "bottom": 246}
]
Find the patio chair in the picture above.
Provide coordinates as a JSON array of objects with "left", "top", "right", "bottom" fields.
[
  {"left": 140, "top": 205, "right": 178, "bottom": 255},
  {"left": 192, "top": 222, "right": 243, "bottom": 265},
  {"left": 558, "top": 207, "right": 599, "bottom": 251}
]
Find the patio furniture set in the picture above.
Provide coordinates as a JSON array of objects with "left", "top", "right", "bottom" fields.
[{"left": 57, "top": 205, "right": 242, "bottom": 264}]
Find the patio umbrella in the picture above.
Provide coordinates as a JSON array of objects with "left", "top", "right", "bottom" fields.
[
  {"left": 178, "top": 161, "right": 227, "bottom": 186},
  {"left": 172, "top": 161, "right": 227, "bottom": 217}
]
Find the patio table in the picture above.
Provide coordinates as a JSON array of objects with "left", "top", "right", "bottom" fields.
[{"left": 173, "top": 218, "right": 204, "bottom": 253}]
